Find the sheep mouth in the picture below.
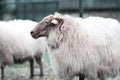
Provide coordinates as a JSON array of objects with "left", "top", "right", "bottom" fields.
[{"left": 32, "top": 34, "right": 40, "bottom": 39}]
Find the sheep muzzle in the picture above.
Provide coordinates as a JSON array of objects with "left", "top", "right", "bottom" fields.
[
  {"left": 31, "top": 31, "right": 40, "bottom": 39},
  {"left": 31, "top": 29, "right": 46, "bottom": 39}
]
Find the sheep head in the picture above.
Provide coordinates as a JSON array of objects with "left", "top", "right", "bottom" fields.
[{"left": 31, "top": 15, "right": 64, "bottom": 39}]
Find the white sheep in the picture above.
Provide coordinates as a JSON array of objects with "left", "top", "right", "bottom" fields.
[
  {"left": 0, "top": 20, "right": 47, "bottom": 80},
  {"left": 31, "top": 13, "right": 120, "bottom": 80}
]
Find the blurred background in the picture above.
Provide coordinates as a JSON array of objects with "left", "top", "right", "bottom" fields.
[
  {"left": 0, "top": 0, "right": 120, "bottom": 21},
  {"left": 0, "top": 0, "right": 120, "bottom": 80}
]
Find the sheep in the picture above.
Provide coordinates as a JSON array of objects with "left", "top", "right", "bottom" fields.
[
  {"left": 30, "top": 13, "right": 120, "bottom": 80},
  {"left": 0, "top": 20, "right": 47, "bottom": 80}
]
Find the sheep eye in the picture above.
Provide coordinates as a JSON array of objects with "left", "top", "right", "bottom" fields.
[{"left": 45, "top": 21, "right": 49, "bottom": 24}]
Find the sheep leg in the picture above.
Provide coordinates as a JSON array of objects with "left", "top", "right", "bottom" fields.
[
  {"left": 79, "top": 73, "right": 85, "bottom": 80},
  {"left": 1, "top": 63, "right": 6, "bottom": 80},
  {"left": 29, "top": 58, "right": 34, "bottom": 79},
  {"left": 97, "top": 70, "right": 105, "bottom": 80},
  {"left": 35, "top": 57, "right": 44, "bottom": 77}
]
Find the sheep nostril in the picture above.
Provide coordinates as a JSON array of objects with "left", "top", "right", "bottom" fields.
[
  {"left": 30, "top": 31, "right": 33, "bottom": 34},
  {"left": 30, "top": 31, "right": 36, "bottom": 36}
]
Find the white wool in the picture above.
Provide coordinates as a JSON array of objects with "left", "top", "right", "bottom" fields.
[
  {"left": 46, "top": 14, "right": 120, "bottom": 80},
  {"left": 0, "top": 20, "right": 47, "bottom": 65}
]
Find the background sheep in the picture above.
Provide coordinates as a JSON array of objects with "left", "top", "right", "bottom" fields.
[
  {"left": 31, "top": 13, "right": 120, "bottom": 80},
  {"left": 0, "top": 20, "right": 47, "bottom": 80}
]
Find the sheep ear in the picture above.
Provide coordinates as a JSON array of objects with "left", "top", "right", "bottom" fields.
[
  {"left": 51, "top": 19, "right": 58, "bottom": 25},
  {"left": 51, "top": 17, "right": 63, "bottom": 27}
]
